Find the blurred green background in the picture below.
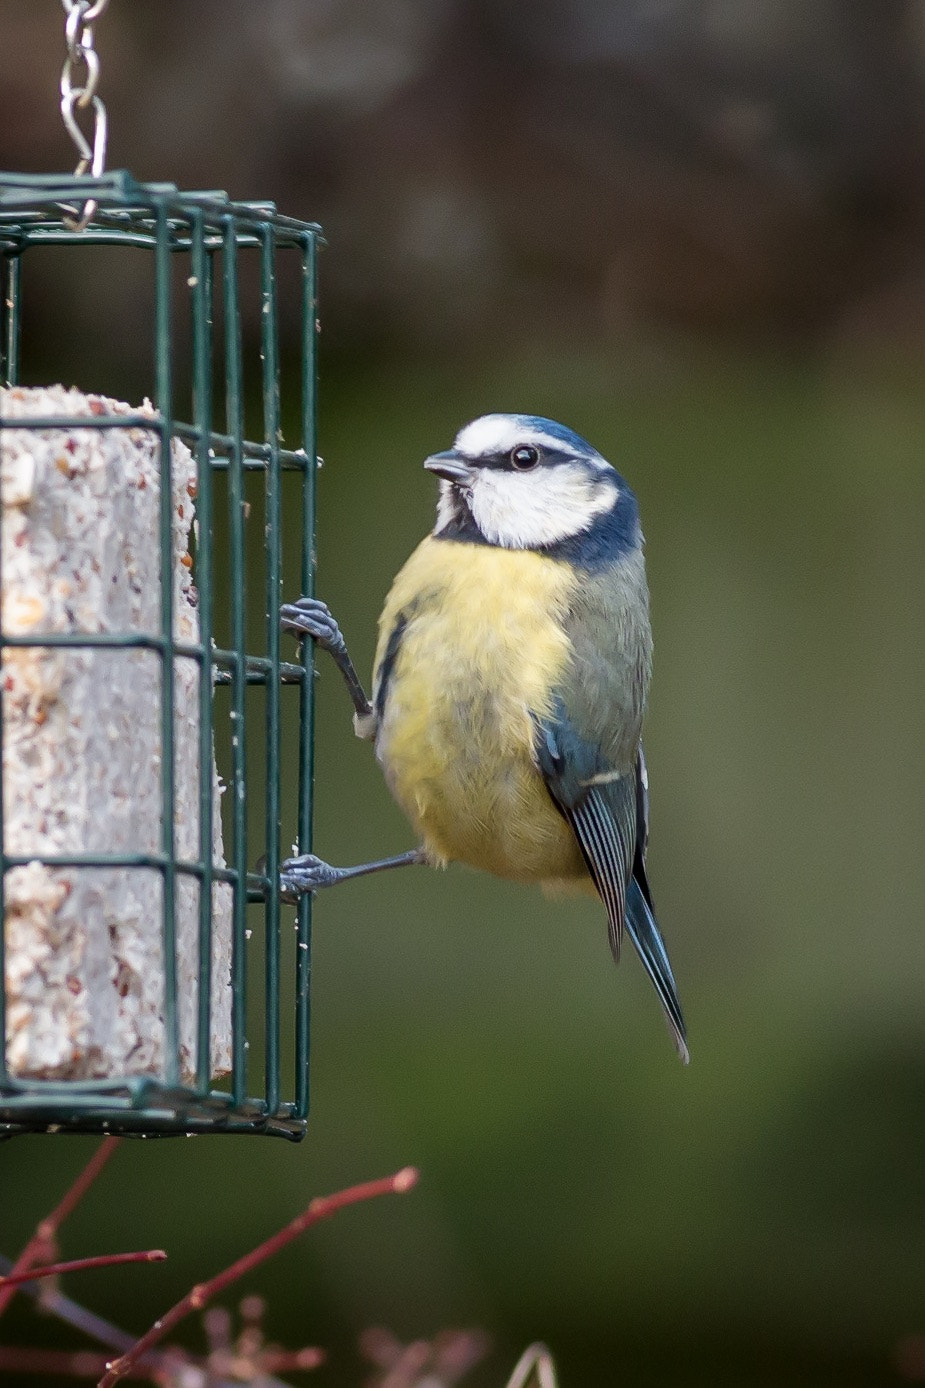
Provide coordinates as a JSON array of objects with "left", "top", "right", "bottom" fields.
[{"left": 4, "top": 3, "right": 925, "bottom": 1385}]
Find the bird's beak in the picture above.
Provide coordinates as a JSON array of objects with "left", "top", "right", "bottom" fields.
[{"left": 423, "top": 450, "right": 472, "bottom": 485}]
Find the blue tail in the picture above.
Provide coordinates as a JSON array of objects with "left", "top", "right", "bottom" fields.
[{"left": 626, "top": 878, "right": 689, "bottom": 1064}]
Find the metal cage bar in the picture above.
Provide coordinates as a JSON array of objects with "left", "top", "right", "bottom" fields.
[
  {"left": 190, "top": 210, "right": 215, "bottom": 1095},
  {"left": 222, "top": 213, "right": 250, "bottom": 1114},
  {"left": 1, "top": 252, "right": 20, "bottom": 386},
  {"left": 260, "top": 226, "right": 283, "bottom": 1117},
  {"left": 155, "top": 200, "right": 181, "bottom": 1089},
  {"left": 295, "top": 230, "right": 318, "bottom": 1118},
  {"left": 0, "top": 172, "right": 320, "bottom": 1139},
  {"left": 0, "top": 339, "right": 6, "bottom": 1091}
]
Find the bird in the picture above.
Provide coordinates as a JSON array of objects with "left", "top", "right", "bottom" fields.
[{"left": 280, "top": 413, "right": 688, "bottom": 1062}]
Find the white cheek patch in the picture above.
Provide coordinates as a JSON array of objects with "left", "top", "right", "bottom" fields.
[
  {"left": 434, "top": 480, "right": 461, "bottom": 532},
  {"left": 468, "top": 465, "right": 618, "bottom": 549}
]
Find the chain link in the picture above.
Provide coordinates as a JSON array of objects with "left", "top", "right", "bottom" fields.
[{"left": 59, "top": 0, "right": 111, "bottom": 229}]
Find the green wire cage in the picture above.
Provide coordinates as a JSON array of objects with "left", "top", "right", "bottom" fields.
[{"left": 0, "top": 170, "right": 320, "bottom": 1139}]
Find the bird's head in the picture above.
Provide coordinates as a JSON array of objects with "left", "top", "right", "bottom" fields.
[{"left": 425, "top": 414, "right": 639, "bottom": 559}]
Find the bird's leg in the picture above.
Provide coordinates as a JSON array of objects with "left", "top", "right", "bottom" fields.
[
  {"left": 281, "top": 597, "right": 373, "bottom": 721},
  {"left": 279, "top": 595, "right": 423, "bottom": 898},
  {"left": 279, "top": 847, "right": 428, "bottom": 901}
]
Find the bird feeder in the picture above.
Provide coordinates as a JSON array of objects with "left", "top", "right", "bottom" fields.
[{"left": 0, "top": 169, "right": 320, "bottom": 1139}]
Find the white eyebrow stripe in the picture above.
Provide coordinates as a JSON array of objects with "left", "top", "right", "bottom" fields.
[{"left": 455, "top": 415, "right": 592, "bottom": 459}]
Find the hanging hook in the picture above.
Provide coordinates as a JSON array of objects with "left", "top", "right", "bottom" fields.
[
  {"left": 63, "top": 0, "right": 111, "bottom": 22},
  {"left": 60, "top": 46, "right": 101, "bottom": 110},
  {"left": 61, "top": 90, "right": 107, "bottom": 177},
  {"left": 59, "top": 0, "right": 111, "bottom": 230}
]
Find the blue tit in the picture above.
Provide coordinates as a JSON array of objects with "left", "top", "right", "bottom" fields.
[{"left": 280, "top": 414, "right": 688, "bottom": 1062}]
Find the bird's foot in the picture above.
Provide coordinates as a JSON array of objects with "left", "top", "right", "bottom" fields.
[
  {"left": 280, "top": 596, "right": 374, "bottom": 721},
  {"left": 277, "top": 846, "right": 428, "bottom": 900},
  {"left": 279, "top": 852, "right": 345, "bottom": 901},
  {"left": 280, "top": 597, "right": 346, "bottom": 657}
]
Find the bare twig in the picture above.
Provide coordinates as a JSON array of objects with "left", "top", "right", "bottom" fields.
[
  {"left": 0, "top": 1253, "right": 311, "bottom": 1388},
  {"left": 0, "top": 1252, "right": 137, "bottom": 1354},
  {"left": 98, "top": 1166, "right": 419, "bottom": 1387},
  {"left": 0, "top": 1347, "right": 148, "bottom": 1379},
  {"left": 0, "top": 1138, "right": 122, "bottom": 1318},
  {"left": 0, "top": 1250, "right": 166, "bottom": 1290},
  {"left": 505, "top": 1343, "right": 558, "bottom": 1388}
]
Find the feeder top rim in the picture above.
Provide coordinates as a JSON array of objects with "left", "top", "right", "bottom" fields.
[{"left": 0, "top": 169, "right": 324, "bottom": 241}]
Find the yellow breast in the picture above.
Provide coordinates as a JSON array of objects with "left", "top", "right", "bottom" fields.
[{"left": 372, "top": 537, "right": 587, "bottom": 883}]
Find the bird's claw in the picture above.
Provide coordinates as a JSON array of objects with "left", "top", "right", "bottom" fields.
[
  {"left": 279, "top": 852, "right": 341, "bottom": 900},
  {"left": 280, "top": 597, "right": 345, "bottom": 655}
]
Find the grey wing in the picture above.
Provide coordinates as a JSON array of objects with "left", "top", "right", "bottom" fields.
[
  {"left": 534, "top": 713, "right": 689, "bottom": 1062},
  {"left": 533, "top": 710, "right": 637, "bottom": 962}
]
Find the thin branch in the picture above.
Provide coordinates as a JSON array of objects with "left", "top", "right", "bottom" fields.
[
  {"left": 0, "top": 1253, "right": 302, "bottom": 1388},
  {"left": 35, "top": 1140, "right": 123, "bottom": 1234},
  {"left": 98, "top": 1166, "right": 419, "bottom": 1388},
  {"left": 0, "top": 1138, "right": 122, "bottom": 1318},
  {"left": 0, "top": 1252, "right": 137, "bottom": 1354},
  {"left": 505, "top": 1343, "right": 558, "bottom": 1388},
  {"left": 0, "top": 1347, "right": 149, "bottom": 1379},
  {"left": 0, "top": 1250, "right": 166, "bottom": 1290}
]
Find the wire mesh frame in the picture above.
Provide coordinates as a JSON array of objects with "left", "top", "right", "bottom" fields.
[{"left": 0, "top": 171, "right": 319, "bottom": 1139}]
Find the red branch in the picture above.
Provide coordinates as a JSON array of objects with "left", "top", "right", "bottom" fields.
[
  {"left": 0, "top": 1250, "right": 166, "bottom": 1290},
  {"left": 98, "top": 1167, "right": 419, "bottom": 1388},
  {"left": 0, "top": 1138, "right": 122, "bottom": 1318},
  {"left": 0, "top": 1346, "right": 154, "bottom": 1379}
]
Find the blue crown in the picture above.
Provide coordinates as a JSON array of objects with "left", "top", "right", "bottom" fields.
[{"left": 511, "top": 414, "right": 602, "bottom": 457}]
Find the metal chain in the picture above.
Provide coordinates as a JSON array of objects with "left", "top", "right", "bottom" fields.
[{"left": 59, "top": 0, "right": 110, "bottom": 229}]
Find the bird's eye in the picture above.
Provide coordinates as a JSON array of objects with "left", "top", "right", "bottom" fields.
[{"left": 510, "top": 445, "right": 539, "bottom": 470}]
